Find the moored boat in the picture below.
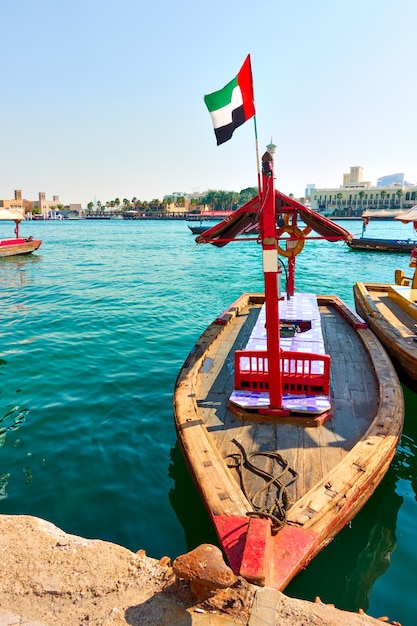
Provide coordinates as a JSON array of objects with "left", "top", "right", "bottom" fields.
[
  {"left": 0, "top": 209, "right": 42, "bottom": 258},
  {"left": 174, "top": 147, "right": 403, "bottom": 591},
  {"left": 187, "top": 221, "right": 213, "bottom": 234},
  {"left": 353, "top": 210, "right": 417, "bottom": 390},
  {"left": 347, "top": 237, "right": 417, "bottom": 252},
  {"left": 346, "top": 213, "right": 417, "bottom": 252}
]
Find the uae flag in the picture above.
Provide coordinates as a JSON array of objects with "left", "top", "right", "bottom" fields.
[{"left": 204, "top": 55, "right": 255, "bottom": 145}]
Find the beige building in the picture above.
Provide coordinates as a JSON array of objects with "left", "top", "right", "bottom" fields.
[
  {"left": 310, "top": 167, "right": 417, "bottom": 217},
  {"left": 31, "top": 192, "right": 61, "bottom": 215},
  {"left": 0, "top": 190, "right": 29, "bottom": 213},
  {"left": 0, "top": 190, "right": 66, "bottom": 218}
]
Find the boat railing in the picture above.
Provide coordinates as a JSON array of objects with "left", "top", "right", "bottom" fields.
[{"left": 234, "top": 350, "right": 331, "bottom": 396}]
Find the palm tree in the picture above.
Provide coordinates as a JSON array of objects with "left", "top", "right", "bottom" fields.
[
  {"left": 164, "top": 196, "right": 174, "bottom": 210},
  {"left": 201, "top": 191, "right": 217, "bottom": 210},
  {"left": 358, "top": 191, "right": 365, "bottom": 216},
  {"left": 217, "top": 191, "right": 229, "bottom": 210},
  {"left": 336, "top": 192, "right": 343, "bottom": 214},
  {"left": 239, "top": 187, "right": 258, "bottom": 204},
  {"left": 396, "top": 189, "right": 403, "bottom": 208},
  {"left": 380, "top": 189, "right": 387, "bottom": 207}
]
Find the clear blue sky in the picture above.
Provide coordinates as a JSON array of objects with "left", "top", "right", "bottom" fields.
[{"left": 2, "top": 0, "right": 417, "bottom": 207}]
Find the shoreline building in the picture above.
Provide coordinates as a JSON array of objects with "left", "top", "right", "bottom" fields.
[
  {"left": 0, "top": 190, "right": 82, "bottom": 219},
  {"left": 310, "top": 167, "right": 417, "bottom": 217}
]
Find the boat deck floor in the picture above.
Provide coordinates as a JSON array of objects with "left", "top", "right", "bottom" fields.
[
  {"left": 195, "top": 299, "right": 378, "bottom": 508},
  {"left": 364, "top": 286, "right": 417, "bottom": 340}
]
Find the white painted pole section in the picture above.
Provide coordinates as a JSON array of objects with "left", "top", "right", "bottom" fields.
[{"left": 262, "top": 248, "right": 278, "bottom": 273}]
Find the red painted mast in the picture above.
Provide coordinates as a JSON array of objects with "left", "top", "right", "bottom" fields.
[{"left": 260, "top": 148, "right": 283, "bottom": 409}]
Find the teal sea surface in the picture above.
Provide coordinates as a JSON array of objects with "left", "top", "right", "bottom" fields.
[{"left": 1, "top": 217, "right": 416, "bottom": 624}]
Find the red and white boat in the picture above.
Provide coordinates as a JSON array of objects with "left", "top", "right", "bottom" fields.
[
  {"left": 174, "top": 146, "right": 403, "bottom": 591},
  {"left": 0, "top": 209, "right": 42, "bottom": 258}
]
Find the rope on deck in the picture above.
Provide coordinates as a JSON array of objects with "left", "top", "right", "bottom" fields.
[{"left": 226, "top": 439, "right": 298, "bottom": 534}]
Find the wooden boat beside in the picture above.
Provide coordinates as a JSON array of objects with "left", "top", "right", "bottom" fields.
[
  {"left": 0, "top": 209, "right": 42, "bottom": 258},
  {"left": 354, "top": 209, "right": 417, "bottom": 390},
  {"left": 174, "top": 148, "right": 403, "bottom": 592}
]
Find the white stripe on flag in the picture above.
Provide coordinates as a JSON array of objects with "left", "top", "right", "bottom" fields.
[{"left": 209, "top": 86, "right": 243, "bottom": 130}]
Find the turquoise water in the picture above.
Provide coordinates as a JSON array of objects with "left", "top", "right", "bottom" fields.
[{"left": 1, "top": 217, "right": 416, "bottom": 625}]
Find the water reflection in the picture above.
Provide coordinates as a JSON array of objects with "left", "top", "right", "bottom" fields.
[
  {"left": 0, "top": 254, "right": 41, "bottom": 287},
  {"left": 396, "top": 385, "right": 417, "bottom": 502},
  {"left": 168, "top": 443, "right": 219, "bottom": 551},
  {"left": 343, "top": 472, "right": 402, "bottom": 610}
]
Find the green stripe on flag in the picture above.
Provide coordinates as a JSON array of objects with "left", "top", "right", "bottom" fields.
[{"left": 204, "top": 76, "right": 238, "bottom": 113}]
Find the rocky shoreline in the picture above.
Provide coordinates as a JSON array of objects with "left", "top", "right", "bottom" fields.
[{"left": 0, "top": 515, "right": 400, "bottom": 625}]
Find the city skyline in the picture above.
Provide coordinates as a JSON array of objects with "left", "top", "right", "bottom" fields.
[
  {"left": 2, "top": 162, "right": 415, "bottom": 210},
  {"left": 2, "top": 0, "right": 417, "bottom": 206}
]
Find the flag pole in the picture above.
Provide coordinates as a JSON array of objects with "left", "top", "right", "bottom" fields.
[{"left": 253, "top": 116, "right": 262, "bottom": 197}]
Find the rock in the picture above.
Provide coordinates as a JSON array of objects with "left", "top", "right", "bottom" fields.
[{"left": 173, "top": 543, "right": 238, "bottom": 599}]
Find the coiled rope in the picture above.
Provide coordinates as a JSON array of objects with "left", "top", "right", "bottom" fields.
[{"left": 226, "top": 438, "right": 298, "bottom": 533}]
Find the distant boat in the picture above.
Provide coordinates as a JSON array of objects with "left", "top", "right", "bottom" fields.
[
  {"left": 186, "top": 212, "right": 234, "bottom": 234},
  {"left": 186, "top": 221, "right": 213, "bottom": 234},
  {"left": 346, "top": 213, "right": 417, "bottom": 252},
  {"left": 354, "top": 208, "right": 417, "bottom": 389},
  {"left": 346, "top": 237, "right": 417, "bottom": 252},
  {"left": 174, "top": 146, "right": 403, "bottom": 592},
  {"left": 0, "top": 209, "right": 42, "bottom": 258}
]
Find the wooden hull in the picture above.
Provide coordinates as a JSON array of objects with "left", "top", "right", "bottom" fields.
[
  {"left": 354, "top": 281, "right": 417, "bottom": 389},
  {"left": 0, "top": 239, "right": 42, "bottom": 258},
  {"left": 347, "top": 237, "right": 417, "bottom": 252},
  {"left": 174, "top": 293, "right": 403, "bottom": 590}
]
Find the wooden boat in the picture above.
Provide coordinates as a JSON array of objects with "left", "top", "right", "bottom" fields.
[
  {"left": 0, "top": 209, "right": 41, "bottom": 258},
  {"left": 187, "top": 212, "right": 237, "bottom": 235},
  {"left": 346, "top": 212, "right": 417, "bottom": 252},
  {"left": 174, "top": 148, "right": 403, "bottom": 591},
  {"left": 353, "top": 210, "right": 417, "bottom": 390},
  {"left": 347, "top": 237, "right": 417, "bottom": 252},
  {"left": 187, "top": 222, "right": 212, "bottom": 234}
]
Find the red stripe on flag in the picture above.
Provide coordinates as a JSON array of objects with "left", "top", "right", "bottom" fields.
[{"left": 237, "top": 55, "right": 256, "bottom": 121}]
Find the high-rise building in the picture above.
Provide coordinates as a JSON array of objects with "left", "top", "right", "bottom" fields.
[
  {"left": 377, "top": 173, "right": 404, "bottom": 187},
  {"left": 305, "top": 184, "right": 315, "bottom": 197}
]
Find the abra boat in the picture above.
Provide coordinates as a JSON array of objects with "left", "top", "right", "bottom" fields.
[
  {"left": 354, "top": 210, "right": 417, "bottom": 390},
  {"left": 346, "top": 215, "right": 417, "bottom": 252},
  {"left": 187, "top": 221, "right": 212, "bottom": 234},
  {"left": 0, "top": 209, "right": 42, "bottom": 258},
  {"left": 174, "top": 147, "right": 403, "bottom": 591},
  {"left": 346, "top": 237, "right": 417, "bottom": 253}
]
